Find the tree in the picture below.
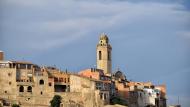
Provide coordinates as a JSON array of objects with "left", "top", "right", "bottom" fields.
[
  {"left": 12, "top": 104, "right": 20, "bottom": 107},
  {"left": 50, "top": 95, "right": 62, "bottom": 107},
  {"left": 110, "top": 96, "right": 128, "bottom": 106}
]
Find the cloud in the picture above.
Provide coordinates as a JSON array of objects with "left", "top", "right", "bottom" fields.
[
  {"left": 1, "top": 0, "right": 189, "bottom": 62},
  {"left": 0, "top": 0, "right": 189, "bottom": 61}
]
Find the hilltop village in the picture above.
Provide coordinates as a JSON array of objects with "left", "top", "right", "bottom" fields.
[{"left": 0, "top": 34, "right": 167, "bottom": 107}]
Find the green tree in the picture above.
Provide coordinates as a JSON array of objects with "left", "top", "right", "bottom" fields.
[
  {"left": 110, "top": 96, "right": 128, "bottom": 106},
  {"left": 50, "top": 95, "right": 62, "bottom": 107},
  {"left": 12, "top": 104, "right": 20, "bottom": 107}
]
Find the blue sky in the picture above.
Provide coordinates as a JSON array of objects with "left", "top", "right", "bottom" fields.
[{"left": 0, "top": 0, "right": 190, "bottom": 106}]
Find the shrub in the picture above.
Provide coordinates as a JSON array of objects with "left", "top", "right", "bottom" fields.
[
  {"left": 12, "top": 104, "right": 20, "bottom": 107},
  {"left": 50, "top": 95, "right": 62, "bottom": 107}
]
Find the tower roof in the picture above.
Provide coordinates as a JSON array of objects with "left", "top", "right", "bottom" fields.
[{"left": 100, "top": 33, "right": 109, "bottom": 41}]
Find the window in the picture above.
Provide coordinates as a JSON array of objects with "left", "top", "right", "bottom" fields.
[
  {"left": 39, "top": 79, "right": 44, "bottom": 85},
  {"left": 99, "top": 51, "right": 102, "bottom": 60},
  {"left": 19, "top": 86, "right": 24, "bottom": 92},
  {"left": 20, "top": 64, "right": 26, "bottom": 69},
  {"left": 8, "top": 73, "right": 11, "bottom": 76},
  {"left": 68, "top": 78, "right": 70, "bottom": 82},
  {"left": 108, "top": 51, "right": 111, "bottom": 60},
  {"left": 27, "top": 64, "right": 32, "bottom": 69},
  {"left": 104, "top": 93, "right": 107, "bottom": 99},
  {"left": 41, "top": 91, "right": 43, "bottom": 95},
  {"left": 27, "top": 86, "right": 32, "bottom": 92},
  {"left": 9, "top": 82, "right": 11, "bottom": 85},
  {"left": 64, "top": 78, "right": 66, "bottom": 83},
  {"left": 49, "top": 82, "right": 52, "bottom": 86}
]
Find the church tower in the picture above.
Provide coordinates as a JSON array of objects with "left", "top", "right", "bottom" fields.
[{"left": 97, "top": 33, "right": 112, "bottom": 75}]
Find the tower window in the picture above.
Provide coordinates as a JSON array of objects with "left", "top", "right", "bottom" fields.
[
  {"left": 27, "top": 86, "right": 32, "bottom": 92},
  {"left": 39, "top": 79, "right": 44, "bottom": 85},
  {"left": 99, "top": 51, "right": 102, "bottom": 60},
  {"left": 19, "top": 86, "right": 24, "bottom": 92},
  {"left": 108, "top": 51, "right": 111, "bottom": 60}
]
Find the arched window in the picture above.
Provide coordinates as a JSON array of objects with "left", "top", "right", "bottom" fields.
[
  {"left": 19, "top": 86, "right": 24, "bottom": 92},
  {"left": 99, "top": 51, "right": 102, "bottom": 60},
  {"left": 39, "top": 79, "right": 44, "bottom": 85},
  {"left": 27, "top": 86, "right": 32, "bottom": 92}
]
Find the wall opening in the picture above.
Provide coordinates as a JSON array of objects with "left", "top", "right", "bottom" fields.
[
  {"left": 19, "top": 86, "right": 24, "bottom": 92},
  {"left": 39, "top": 79, "right": 44, "bottom": 85},
  {"left": 99, "top": 51, "right": 102, "bottom": 60},
  {"left": 108, "top": 51, "right": 111, "bottom": 60},
  {"left": 49, "top": 82, "right": 52, "bottom": 86},
  {"left": 54, "top": 85, "right": 67, "bottom": 92},
  {"left": 27, "top": 86, "right": 32, "bottom": 92}
]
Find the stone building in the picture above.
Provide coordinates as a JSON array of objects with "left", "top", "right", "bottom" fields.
[
  {"left": 78, "top": 68, "right": 113, "bottom": 104},
  {"left": 0, "top": 59, "right": 105, "bottom": 107},
  {"left": 0, "top": 34, "right": 167, "bottom": 107}
]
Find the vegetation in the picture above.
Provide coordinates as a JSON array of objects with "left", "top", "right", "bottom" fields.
[
  {"left": 12, "top": 104, "right": 20, "bottom": 107},
  {"left": 110, "top": 96, "right": 128, "bottom": 106},
  {"left": 50, "top": 95, "right": 62, "bottom": 107}
]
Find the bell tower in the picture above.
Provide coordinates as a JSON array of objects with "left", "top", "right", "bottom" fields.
[{"left": 96, "top": 33, "right": 112, "bottom": 75}]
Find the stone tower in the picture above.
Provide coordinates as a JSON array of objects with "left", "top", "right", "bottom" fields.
[{"left": 96, "top": 33, "right": 112, "bottom": 75}]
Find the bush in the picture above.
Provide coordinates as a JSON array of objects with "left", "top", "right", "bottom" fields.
[
  {"left": 110, "top": 96, "right": 128, "bottom": 106},
  {"left": 12, "top": 104, "right": 20, "bottom": 107},
  {"left": 50, "top": 95, "right": 62, "bottom": 107}
]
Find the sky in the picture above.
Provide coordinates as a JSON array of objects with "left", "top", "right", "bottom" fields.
[{"left": 0, "top": 0, "right": 190, "bottom": 106}]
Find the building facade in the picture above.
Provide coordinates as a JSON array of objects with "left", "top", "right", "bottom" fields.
[{"left": 0, "top": 34, "right": 167, "bottom": 107}]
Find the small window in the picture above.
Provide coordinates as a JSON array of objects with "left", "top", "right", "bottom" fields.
[
  {"left": 9, "top": 82, "right": 11, "bottom": 85},
  {"left": 108, "top": 51, "right": 111, "bottom": 60},
  {"left": 104, "top": 93, "right": 107, "bottom": 99},
  {"left": 140, "top": 93, "right": 142, "bottom": 97},
  {"left": 8, "top": 73, "right": 11, "bottom": 76},
  {"left": 99, "top": 51, "right": 102, "bottom": 60},
  {"left": 49, "top": 82, "right": 52, "bottom": 86},
  {"left": 19, "top": 86, "right": 24, "bottom": 92},
  {"left": 39, "top": 79, "right": 44, "bottom": 85},
  {"left": 68, "top": 78, "right": 70, "bottom": 82},
  {"left": 5, "top": 91, "right": 7, "bottom": 93},
  {"left": 65, "top": 78, "right": 66, "bottom": 83},
  {"left": 27, "top": 86, "right": 32, "bottom": 92},
  {"left": 41, "top": 91, "right": 43, "bottom": 95}
]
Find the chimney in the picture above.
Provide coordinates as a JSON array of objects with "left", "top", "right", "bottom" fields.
[{"left": 0, "top": 51, "right": 4, "bottom": 61}]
